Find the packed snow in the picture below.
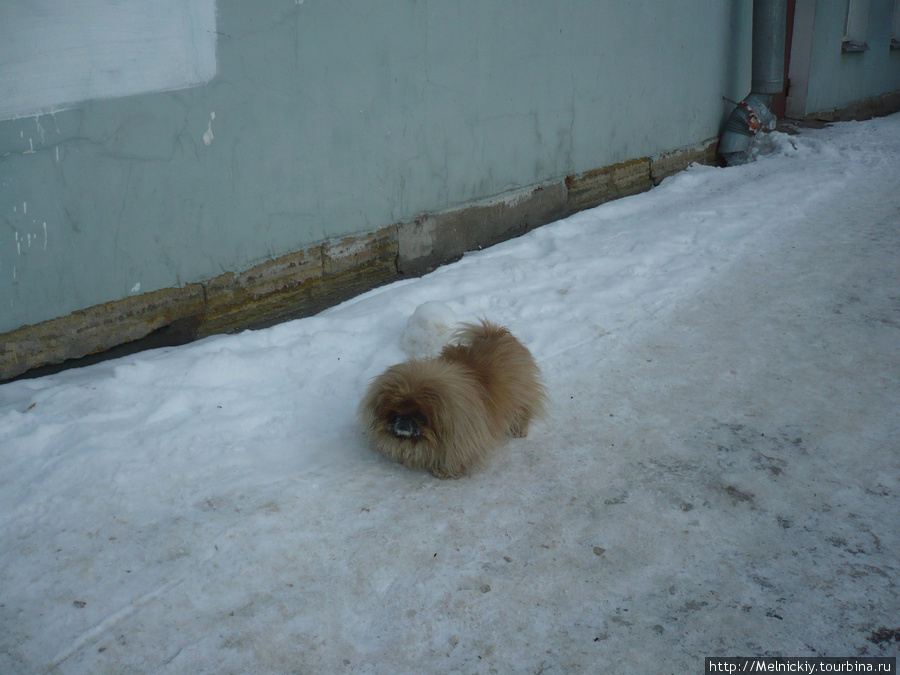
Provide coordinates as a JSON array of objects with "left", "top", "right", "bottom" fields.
[
  {"left": 1, "top": 116, "right": 899, "bottom": 674},
  {"left": 399, "top": 301, "right": 459, "bottom": 359}
]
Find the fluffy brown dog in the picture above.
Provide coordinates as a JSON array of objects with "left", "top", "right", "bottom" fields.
[{"left": 359, "top": 320, "right": 546, "bottom": 478}]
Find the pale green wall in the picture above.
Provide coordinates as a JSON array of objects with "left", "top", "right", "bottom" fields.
[
  {"left": 1, "top": 1, "right": 754, "bottom": 334},
  {"left": 804, "top": 0, "right": 900, "bottom": 115}
]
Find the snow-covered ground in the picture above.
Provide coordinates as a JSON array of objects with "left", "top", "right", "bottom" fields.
[{"left": 2, "top": 116, "right": 899, "bottom": 674}]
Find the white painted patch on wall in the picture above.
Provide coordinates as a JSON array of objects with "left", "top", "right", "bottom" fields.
[
  {"left": 203, "top": 112, "right": 216, "bottom": 146},
  {"left": 0, "top": 1, "right": 217, "bottom": 121}
]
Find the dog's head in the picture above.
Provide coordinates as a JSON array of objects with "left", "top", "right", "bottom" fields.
[
  {"left": 359, "top": 354, "right": 503, "bottom": 477},
  {"left": 359, "top": 360, "right": 456, "bottom": 452}
]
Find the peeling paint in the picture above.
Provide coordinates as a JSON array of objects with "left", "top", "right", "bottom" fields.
[{"left": 203, "top": 112, "right": 216, "bottom": 146}]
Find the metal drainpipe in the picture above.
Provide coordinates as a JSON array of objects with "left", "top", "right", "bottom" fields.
[{"left": 719, "top": 0, "right": 787, "bottom": 166}]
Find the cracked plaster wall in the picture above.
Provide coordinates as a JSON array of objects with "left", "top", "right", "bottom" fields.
[{"left": 0, "top": 1, "right": 753, "bottom": 336}]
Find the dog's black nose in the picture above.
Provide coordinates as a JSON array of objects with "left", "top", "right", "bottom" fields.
[{"left": 391, "top": 415, "right": 420, "bottom": 439}]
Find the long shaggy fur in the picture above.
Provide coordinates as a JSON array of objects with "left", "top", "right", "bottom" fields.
[{"left": 359, "top": 320, "right": 547, "bottom": 478}]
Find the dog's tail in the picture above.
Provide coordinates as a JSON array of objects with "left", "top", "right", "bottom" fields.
[{"left": 451, "top": 319, "right": 509, "bottom": 345}]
